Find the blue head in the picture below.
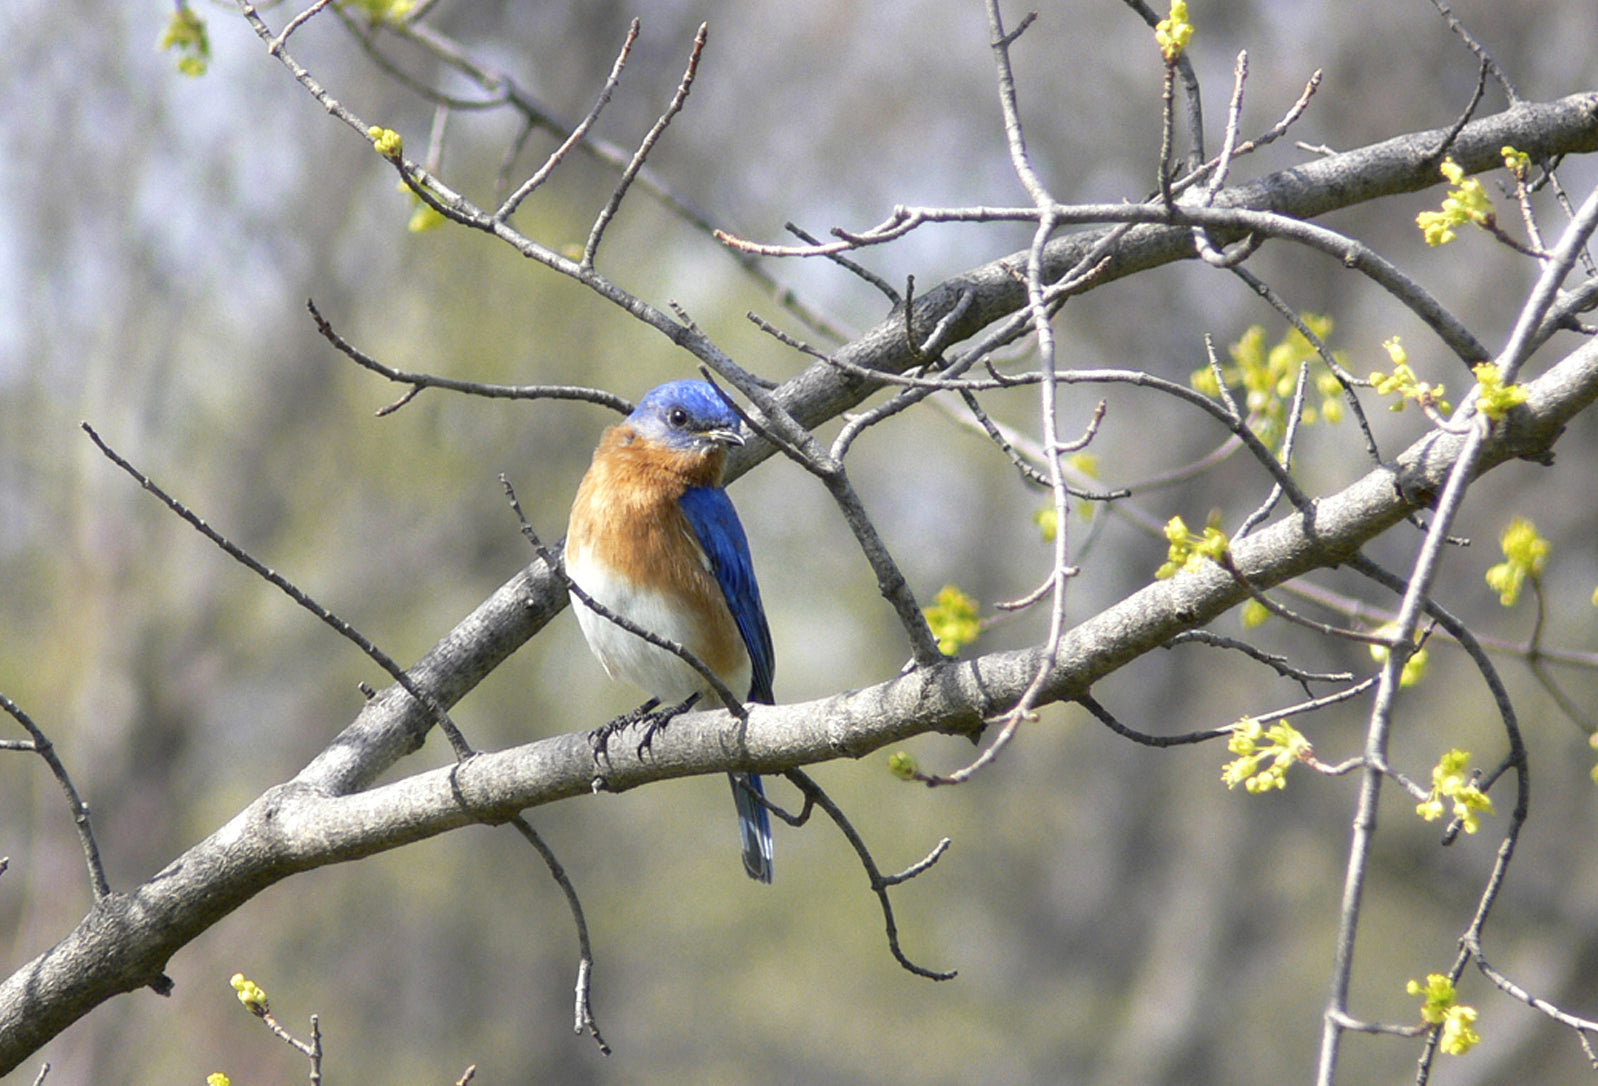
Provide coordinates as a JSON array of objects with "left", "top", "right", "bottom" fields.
[{"left": 628, "top": 380, "right": 746, "bottom": 452}]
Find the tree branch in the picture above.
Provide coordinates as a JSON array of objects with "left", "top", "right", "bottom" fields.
[{"left": 8, "top": 328, "right": 1595, "bottom": 1073}]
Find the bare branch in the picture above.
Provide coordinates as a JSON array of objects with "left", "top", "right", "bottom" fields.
[
  {"left": 506, "top": 816, "right": 610, "bottom": 1053},
  {"left": 79, "top": 423, "right": 477, "bottom": 761},
  {"left": 1077, "top": 694, "right": 1233, "bottom": 748},
  {"left": 496, "top": 20, "right": 639, "bottom": 224},
  {"left": 1424, "top": 0, "right": 1521, "bottom": 105},
  {"left": 785, "top": 769, "right": 956, "bottom": 981},
  {"left": 1163, "top": 630, "right": 1355, "bottom": 687},
  {"left": 583, "top": 23, "right": 708, "bottom": 269},
  {"left": 786, "top": 222, "right": 899, "bottom": 306},
  {"left": 0, "top": 694, "right": 110, "bottom": 902},
  {"left": 269, "top": 0, "right": 333, "bottom": 54},
  {"left": 307, "top": 299, "right": 633, "bottom": 416},
  {"left": 1118, "top": 0, "right": 1206, "bottom": 170}
]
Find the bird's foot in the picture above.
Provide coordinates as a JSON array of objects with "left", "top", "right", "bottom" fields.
[
  {"left": 635, "top": 692, "right": 701, "bottom": 759},
  {"left": 590, "top": 697, "right": 660, "bottom": 765}
]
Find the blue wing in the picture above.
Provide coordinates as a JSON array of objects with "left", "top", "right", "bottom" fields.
[
  {"left": 680, "top": 484, "right": 776, "bottom": 882},
  {"left": 678, "top": 485, "right": 774, "bottom": 703}
]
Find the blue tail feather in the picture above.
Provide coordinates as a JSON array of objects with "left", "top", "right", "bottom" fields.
[{"left": 729, "top": 772, "right": 773, "bottom": 883}]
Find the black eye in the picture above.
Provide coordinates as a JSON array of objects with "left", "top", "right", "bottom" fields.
[{"left": 667, "top": 407, "right": 690, "bottom": 429}]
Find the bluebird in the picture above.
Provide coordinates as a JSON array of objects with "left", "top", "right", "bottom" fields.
[{"left": 565, "top": 380, "right": 775, "bottom": 883}]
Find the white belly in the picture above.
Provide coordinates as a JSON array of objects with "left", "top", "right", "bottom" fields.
[{"left": 565, "top": 548, "right": 750, "bottom": 705}]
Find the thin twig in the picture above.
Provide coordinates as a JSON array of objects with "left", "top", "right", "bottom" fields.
[
  {"left": 506, "top": 814, "right": 610, "bottom": 1052},
  {"left": 985, "top": 3, "right": 1048, "bottom": 205},
  {"left": 1247, "top": 678, "right": 1383, "bottom": 730},
  {"left": 362, "top": 13, "right": 850, "bottom": 341},
  {"left": 254, "top": 1008, "right": 315, "bottom": 1058},
  {"left": 496, "top": 20, "right": 639, "bottom": 224},
  {"left": 974, "top": 0, "right": 1087, "bottom": 779},
  {"left": 0, "top": 693, "right": 110, "bottom": 901},
  {"left": 786, "top": 222, "right": 899, "bottom": 305},
  {"left": 1164, "top": 630, "right": 1355, "bottom": 687},
  {"left": 1077, "top": 694, "right": 1232, "bottom": 748},
  {"left": 307, "top": 298, "right": 633, "bottom": 416},
  {"left": 785, "top": 769, "right": 956, "bottom": 981},
  {"left": 1157, "top": 62, "right": 1179, "bottom": 206},
  {"left": 908, "top": 712, "right": 1026, "bottom": 787},
  {"left": 1119, "top": 0, "right": 1205, "bottom": 170},
  {"left": 726, "top": 196, "right": 1496, "bottom": 370},
  {"left": 1470, "top": 947, "right": 1598, "bottom": 1062},
  {"left": 919, "top": 288, "right": 979, "bottom": 360},
  {"left": 268, "top": 0, "right": 333, "bottom": 55},
  {"left": 1424, "top": 0, "right": 1521, "bottom": 105},
  {"left": 948, "top": 389, "right": 1126, "bottom": 500},
  {"left": 1278, "top": 576, "right": 1598, "bottom": 673},
  {"left": 1216, "top": 552, "right": 1400, "bottom": 648},
  {"left": 1316, "top": 413, "right": 1493, "bottom": 1086},
  {"left": 1190, "top": 52, "right": 1256, "bottom": 266},
  {"left": 1424, "top": 58, "right": 1492, "bottom": 165},
  {"left": 1228, "top": 265, "right": 1381, "bottom": 458},
  {"left": 583, "top": 23, "right": 707, "bottom": 269},
  {"left": 1177, "top": 71, "right": 1322, "bottom": 194},
  {"left": 80, "top": 423, "right": 476, "bottom": 760},
  {"left": 684, "top": 359, "right": 946, "bottom": 667},
  {"left": 1493, "top": 178, "right": 1598, "bottom": 385}
]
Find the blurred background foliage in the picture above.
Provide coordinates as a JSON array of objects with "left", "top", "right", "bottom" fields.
[{"left": 2, "top": 0, "right": 1597, "bottom": 1083}]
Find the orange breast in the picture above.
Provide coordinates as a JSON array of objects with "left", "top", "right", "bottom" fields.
[{"left": 566, "top": 423, "right": 748, "bottom": 699}]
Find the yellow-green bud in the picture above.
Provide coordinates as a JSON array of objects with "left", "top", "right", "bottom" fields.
[{"left": 368, "top": 126, "right": 404, "bottom": 158}]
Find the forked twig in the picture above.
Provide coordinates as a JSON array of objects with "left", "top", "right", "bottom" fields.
[
  {"left": 307, "top": 299, "right": 632, "bottom": 417},
  {"left": 0, "top": 693, "right": 110, "bottom": 901},
  {"left": 496, "top": 21, "right": 640, "bottom": 224},
  {"left": 583, "top": 23, "right": 708, "bottom": 268},
  {"left": 785, "top": 769, "right": 955, "bottom": 981},
  {"left": 506, "top": 815, "right": 609, "bottom": 1052}
]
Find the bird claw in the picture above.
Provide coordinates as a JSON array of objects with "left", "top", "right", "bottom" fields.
[
  {"left": 589, "top": 698, "right": 658, "bottom": 765},
  {"left": 633, "top": 693, "right": 701, "bottom": 759},
  {"left": 587, "top": 693, "right": 701, "bottom": 764}
]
